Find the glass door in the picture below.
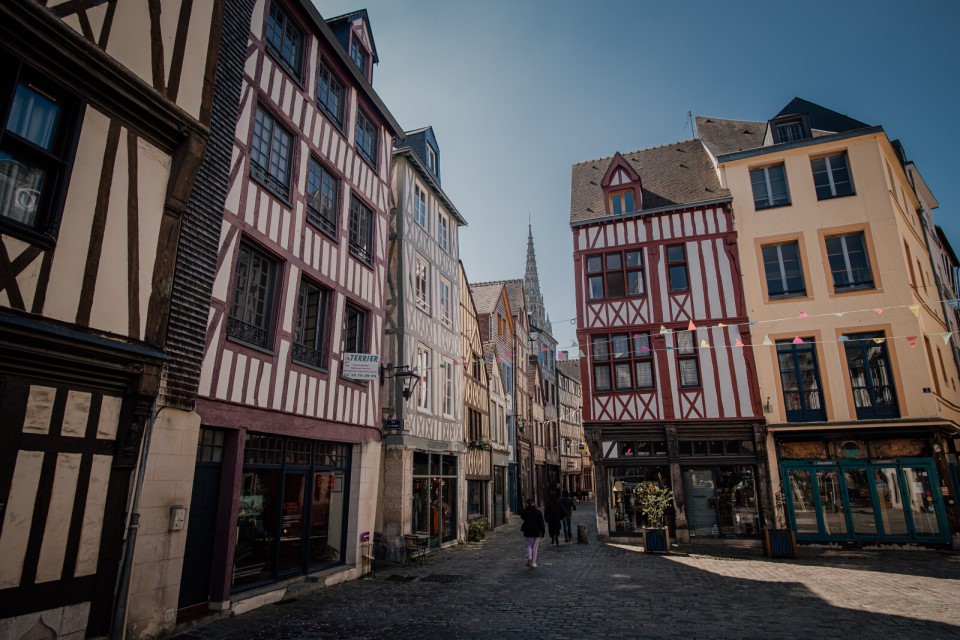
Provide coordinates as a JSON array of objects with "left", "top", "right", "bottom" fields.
[
  {"left": 277, "top": 472, "right": 306, "bottom": 574},
  {"left": 815, "top": 469, "right": 847, "bottom": 536},
  {"left": 843, "top": 468, "right": 879, "bottom": 537},
  {"left": 902, "top": 466, "right": 941, "bottom": 537}
]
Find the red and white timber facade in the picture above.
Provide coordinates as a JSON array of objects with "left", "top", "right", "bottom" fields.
[
  {"left": 570, "top": 141, "right": 770, "bottom": 543},
  {"left": 191, "top": 1, "right": 401, "bottom": 611}
]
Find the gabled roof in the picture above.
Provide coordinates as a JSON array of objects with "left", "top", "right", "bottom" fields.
[
  {"left": 472, "top": 279, "right": 526, "bottom": 318},
  {"left": 469, "top": 282, "right": 506, "bottom": 315},
  {"left": 557, "top": 360, "right": 581, "bottom": 382},
  {"left": 775, "top": 97, "right": 869, "bottom": 134},
  {"left": 324, "top": 9, "right": 379, "bottom": 64},
  {"left": 695, "top": 116, "right": 766, "bottom": 157},
  {"left": 570, "top": 139, "right": 729, "bottom": 226}
]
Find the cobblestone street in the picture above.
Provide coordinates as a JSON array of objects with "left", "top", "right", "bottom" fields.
[{"left": 172, "top": 504, "right": 960, "bottom": 639}]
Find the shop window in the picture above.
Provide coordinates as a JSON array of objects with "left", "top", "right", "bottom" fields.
[
  {"left": 683, "top": 467, "right": 759, "bottom": 537},
  {"left": 843, "top": 332, "right": 899, "bottom": 419},
  {"left": 0, "top": 58, "right": 80, "bottom": 245},
  {"left": 609, "top": 467, "right": 672, "bottom": 535},
  {"left": 617, "top": 440, "right": 667, "bottom": 457},
  {"left": 292, "top": 278, "right": 330, "bottom": 369},
  {"left": 585, "top": 250, "right": 644, "bottom": 300},
  {"left": 228, "top": 242, "right": 278, "bottom": 349},
  {"left": 413, "top": 453, "right": 458, "bottom": 544},
  {"left": 348, "top": 195, "right": 373, "bottom": 266},
  {"left": 776, "top": 339, "right": 826, "bottom": 422},
  {"left": 306, "top": 158, "right": 338, "bottom": 238},
  {"left": 666, "top": 244, "right": 689, "bottom": 292}
]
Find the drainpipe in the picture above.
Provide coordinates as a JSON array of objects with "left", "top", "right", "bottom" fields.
[{"left": 111, "top": 402, "right": 159, "bottom": 639}]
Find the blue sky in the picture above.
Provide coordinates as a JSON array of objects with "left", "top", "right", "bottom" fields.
[{"left": 320, "top": 0, "right": 960, "bottom": 354}]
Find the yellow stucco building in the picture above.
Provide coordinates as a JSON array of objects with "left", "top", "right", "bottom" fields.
[{"left": 699, "top": 99, "right": 960, "bottom": 547}]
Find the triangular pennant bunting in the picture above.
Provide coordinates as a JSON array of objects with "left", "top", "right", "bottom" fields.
[
  {"left": 762, "top": 335, "right": 773, "bottom": 346},
  {"left": 906, "top": 336, "right": 918, "bottom": 348},
  {"left": 792, "top": 336, "right": 803, "bottom": 344},
  {"left": 734, "top": 339, "right": 744, "bottom": 348},
  {"left": 687, "top": 320, "right": 697, "bottom": 331},
  {"left": 700, "top": 339, "right": 710, "bottom": 349}
]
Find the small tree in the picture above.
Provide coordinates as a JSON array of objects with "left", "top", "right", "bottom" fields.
[{"left": 632, "top": 481, "right": 674, "bottom": 529}]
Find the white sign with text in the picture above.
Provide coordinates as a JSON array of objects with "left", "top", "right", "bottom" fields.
[{"left": 342, "top": 353, "right": 380, "bottom": 380}]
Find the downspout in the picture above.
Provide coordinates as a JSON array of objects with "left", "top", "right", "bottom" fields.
[{"left": 112, "top": 402, "right": 159, "bottom": 640}]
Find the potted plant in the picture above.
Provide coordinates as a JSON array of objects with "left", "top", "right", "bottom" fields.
[
  {"left": 633, "top": 481, "right": 673, "bottom": 553},
  {"left": 762, "top": 489, "right": 798, "bottom": 559},
  {"left": 467, "top": 516, "right": 487, "bottom": 542}
]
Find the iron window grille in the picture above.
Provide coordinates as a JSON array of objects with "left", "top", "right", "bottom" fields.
[
  {"left": 750, "top": 164, "right": 790, "bottom": 209},
  {"left": 348, "top": 196, "right": 373, "bottom": 265},
  {"left": 292, "top": 278, "right": 330, "bottom": 369},
  {"left": 228, "top": 243, "right": 278, "bottom": 349},
  {"left": 306, "top": 158, "right": 338, "bottom": 238},
  {"left": 676, "top": 330, "right": 700, "bottom": 388},
  {"left": 811, "top": 152, "right": 854, "bottom": 200},
  {"left": 776, "top": 339, "right": 826, "bottom": 422},
  {"left": 354, "top": 108, "right": 378, "bottom": 167},
  {"left": 265, "top": 2, "right": 304, "bottom": 78},
  {"left": 666, "top": 244, "right": 689, "bottom": 292},
  {"left": 825, "top": 232, "right": 873, "bottom": 291},
  {"left": 250, "top": 105, "right": 292, "bottom": 200},
  {"left": 316, "top": 61, "right": 344, "bottom": 126},
  {"left": 842, "top": 332, "right": 899, "bottom": 420},
  {"left": 586, "top": 250, "right": 644, "bottom": 300},
  {"left": 0, "top": 58, "right": 81, "bottom": 245},
  {"left": 762, "top": 241, "right": 806, "bottom": 298}
]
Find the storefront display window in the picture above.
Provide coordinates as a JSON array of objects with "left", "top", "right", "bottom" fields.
[
  {"left": 412, "top": 452, "right": 458, "bottom": 546},
  {"left": 608, "top": 466, "right": 670, "bottom": 535},
  {"left": 682, "top": 466, "right": 759, "bottom": 537},
  {"left": 232, "top": 435, "right": 350, "bottom": 591},
  {"left": 467, "top": 480, "right": 484, "bottom": 517}
]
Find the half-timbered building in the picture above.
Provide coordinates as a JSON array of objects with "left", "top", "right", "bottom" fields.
[
  {"left": 570, "top": 140, "right": 768, "bottom": 543},
  {"left": 558, "top": 359, "right": 588, "bottom": 496},
  {"left": 0, "top": 1, "right": 242, "bottom": 637},
  {"left": 502, "top": 280, "right": 534, "bottom": 506},
  {"left": 380, "top": 126, "right": 467, "bottom": 556},
  {"left": 188, "top": 0, "right": 402, "bottom": 613},
  {"left": 472, "top": 281, "right": 517, "bottom": 519},
  {"left": 459, "top": 262, "right": 491, "bottom": 530}
]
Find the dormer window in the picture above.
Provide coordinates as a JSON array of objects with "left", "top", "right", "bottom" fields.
[
  {"left": 772, "top": 116, "right": 811, "bottom": 144},
  {"left": 349, "top": 40, "right": 367, "bottom": 75},
  {"left": 609, "top": 189, "right": 635, "bottom": 216}
]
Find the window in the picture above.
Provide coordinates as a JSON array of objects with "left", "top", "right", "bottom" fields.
[
  {"left": 251, "top": 106, "right": 292, "bottom": 200},
  {"left": 843, "top": 332, "right": 899, "bottom": 419},
  {"left": 415, "top": 255, "right": 430, "bottom": 311},
  {"left": 316, "top": 61, "right": 344, "bottom": 126},
  {"left": 609, "top": 189, "right": 635, "bottom": 215},
  {"left": 0, "top": 61, "right": 79, "bottom": 242},
  {"left": 416, "top": 344, "right": 431, "bottom": 411},
  {"left": 354, "top": 108, "right": 377, "bottom": 166},
  {"left": 342, "top": 304, "right": 366, "bottom": 354},
  {"left": 497, "top": 314, "right": 507, "bottom": 337},
  {"left": 750, "top": 165, "right": 790, "bottom": 209},
  {"left": 666, "top": 244, "right": 689, "bottom": 292},
  {"left": 412, "top": 184, "right": 427, "bottom": 228},
  {"left": 265, "top": 2, "right": 304, "bottom": 77},
  {"left": 292, "top": 278, "right": 330, "bottom": 368},
  {"left": 442, "top": 358, "right": 454, "bottom": 416},
  {"left": 306, "top": 158, "right": 338, "bottom": 237},
  {"left": 774, "top": 119, "right": 807, "bottom": 143},
  {"left": 439, "top": 277, "right": 451, "bottom": 325},
  {"left": 811, "top": 152, "right": 853, "bottom": 200},
  {"left": 676, "top": 331, "right": 700, "bottom": 387},
  {"left": 438, "top": 213, "right": 449, "bottom": 252},
  {"left": 228, "top": 243, "right": 277, "bottom": 349},
  {"left": 427, "top": 146, "right": 437, "bottom": 175},
  {"left": 585, "top": 250, "right": 644, "bottom": 300},
  {"left": 349, "top": 40, "right": 367, "bottom": 74},
  {"left": 825, "top": 232, "right": 873, "bottom": 291},
  {"left": 776, "top": 340, "right": 826, "bottom": 422},
  {"left": 591, "top": 332, "right": 654, "bottom": 393},
  {"left": 348, "top": 196, "right": 373, "bottom": 265},
  {"left": 762, "top": 241, "right": 806, "bottom": 298}
]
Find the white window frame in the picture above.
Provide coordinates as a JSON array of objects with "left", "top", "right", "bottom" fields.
[
  {"left": 438, "top": 212, "right": 449, "bottom": 252},
  {"left": 442, "top": 357, "right": 454, "bottom": 417},
  {"left": 812, "top": 152, "right": 853, "bottom": 199},
  {"left": 415, "top": 254, "right": 430, "bottom": 311},
  {"left": 750, "top": 164, "right": 790, "bottom": 209},
  {"left": 417, "top": 344, "right": 432, "bottom": 412},
  {"left": 413, "top": 184, "right": 427, "bottom": 228},
  {"left": 439, "top": 276, "right": 452, "bottom": 325}
]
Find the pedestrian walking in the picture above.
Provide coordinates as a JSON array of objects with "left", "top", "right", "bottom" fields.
[
  {"left": 520, "top": 499, "right": 545, "bottom": 568},
  {"left": 560, "top": 491, "right": 576, "bottom": 542},
  {"left": 544, "top": 493, "right": 564, "bottom": 546}
]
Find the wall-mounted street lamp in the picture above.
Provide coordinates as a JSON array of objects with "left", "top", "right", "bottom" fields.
[{"left": 380, "top": 364, "right": 421, "bottom": 400}]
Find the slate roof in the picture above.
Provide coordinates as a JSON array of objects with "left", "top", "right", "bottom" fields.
[
  {"left": 324, "top": 9, "right": 379, "bottom": 64},
  {"left": 469, "top": 282, "right": 504, "bottom": 315},
  {"left": 570, "top": 139, "right": 729, "bottom": 225},
  {"left": 775, "top": 97, "right": 869, "bottom": 134},
  {"left": 696, "top": 116, "right": 766, "bottom": 157},
  {"left": 557, "top": 359, "right": 581, "bottom": 382},
  {"left": 503, "top": 280, "right": 526, "bottom": 316}
]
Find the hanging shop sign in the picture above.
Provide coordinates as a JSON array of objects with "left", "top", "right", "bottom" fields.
[{"left": 342, "top": 353, "right": 380, "bottom": 380}]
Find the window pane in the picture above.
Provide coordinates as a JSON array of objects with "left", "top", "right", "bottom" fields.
[
  {"left": 632, "top": 334, "right": 650, "bottom": 355},
  {"left": 766, "top": 165, "right": 790, "bottom": 206},
  {"left": 676, "top": 331, "right": 695, "bottom": 354},
  {"left": 627, "top": 270, "right": 644, "bottom": 295},
  {"left": 594, "top": 365, "right": 611, "bottom": 391},
  {"left": 625, "top": 251, "right": 642, "bottom": 267},
  {"left": 679, "top": 359, "right": 700, "bottom": 387},
  {"left": 750, "top": 168, "right": 770, "bottom": 208},
  {"left": 588, "top": 276, "right": 604, "bottom": 300},
  {"left": 592, "top": 336, "right": 609, "bottom": 361},
  {"left": 0, "top": 151, "right": 45, "bottom": 226},
  {"left": 8, "top": 84, "right": 60, "bottom": 150},
  {"left": 611, "top": 194, "right": 622, "bottom": 215},
  {"left": 586, "top": 255, "right": 602, "bottom": 273},
  {"left": 605, "top": 253, "right": 622, "bottom": 270},
  {"left": 614, "top": 363, "right": 632, "bottom": 390},
  {"left": 669, "top": 265, "right": 688, "bottom": 291},
  {"left": 606, "top": 272, "right": 626, "bottom": 298},
  {"left": 635, "top": 361, "right": 654, "bottom": 388},
  {"left": 624, "top": 191, "right": 634, "bottom": 213},
  {"left": 828, "top": 154, "right": 853, "bottom": 197},
  {"left": 611, "top": 335, "right": 629, "bottom": 358},
  {"left": 667, "top": 245, "right": 685, "bottom": 262}
]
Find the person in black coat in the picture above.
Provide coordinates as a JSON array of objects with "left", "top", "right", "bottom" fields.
[
  {"left": 544, "top": 493, "right": 565, "bottom": 546},
  {"left": 520, "top": 499, "right": 545, "bottom": 568}
]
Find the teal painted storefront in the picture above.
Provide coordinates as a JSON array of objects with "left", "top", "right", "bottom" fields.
[{"left": 781, "top": 458, "right": 950, "bottom": 544}]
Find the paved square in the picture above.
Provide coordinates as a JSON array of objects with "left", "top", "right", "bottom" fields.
[{"left": 175, "top": 504, "right": 960, "bottom": 639}]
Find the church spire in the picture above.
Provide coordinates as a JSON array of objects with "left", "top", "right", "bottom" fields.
[{"left": 524, "top": 223, "right": 551, "bottom": 335}]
